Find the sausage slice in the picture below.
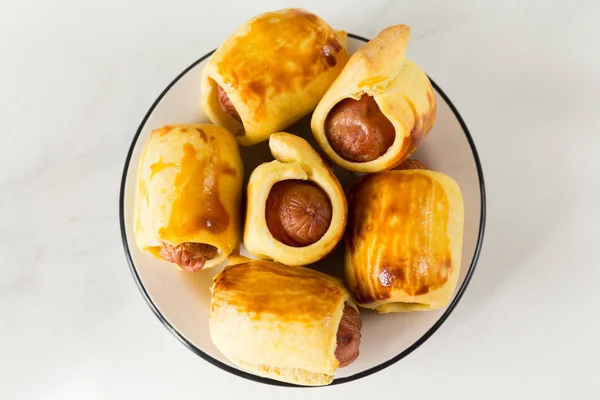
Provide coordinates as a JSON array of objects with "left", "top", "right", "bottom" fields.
[
  {"left": 159, "top": 242, "right": 218, "bottom": 272},
  {"left": 335, "top": 304, "right": 362, "bottom": 367},
  {"left": 217, "top": 85, "right": 242, "bottom": 123}
]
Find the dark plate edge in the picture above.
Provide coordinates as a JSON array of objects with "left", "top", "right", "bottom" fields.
[{"left": 118, "top": 33, "right": 486, "bottom": 388}]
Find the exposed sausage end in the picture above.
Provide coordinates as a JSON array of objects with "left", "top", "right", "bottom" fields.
[
  {"left": 335, "top": 304, "right": 362, "bottom": 367},
  {"left": 265, "top": 180, "right": 332, "bottom": 247},
  {"left": 159, "top": 242, "right": 218, "bottom": 272},
  {"left": 217, "top": 85, "right": 242, "bottom": 123},
  {"left": 325, "top": 94, "right": 395, "bottom": 163}
]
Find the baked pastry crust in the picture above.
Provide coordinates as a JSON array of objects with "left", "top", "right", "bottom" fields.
[
  {"left": 311, "top": 25, "right": 436, "bottom": 172},
  {"left": 134, "top": 124, "right": 243, "bottom": 269},
  {"left": 201, "top": 8, "right": 350, "bottom": 146},
  {"left": 209, "top": 260, "right": 352, "bottom": 386},
  {"left": 345, "top": 169, "right": 464, "bottom": 311},
  {"left": 244, "top": 133, "right": 347, "bottom": 266}
]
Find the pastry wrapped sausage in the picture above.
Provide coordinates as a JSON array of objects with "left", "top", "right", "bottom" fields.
[
  {"left": 210, "top": 260, "right": 361, "bottom": 386},
  {"left": 244, "top": 133, "right": 347, "bottom": 266},
  {"left": 134, "top": 124, "right": 243, "bottom": 271},
  {"left": 311, "top": 25, "right": 436, "bottom": 172},
  {"left": 201, "top": 8, "right": 350, "bottom": 146},
  {"left": 345, "top": 162, "right": 464, "bottom": 311}
]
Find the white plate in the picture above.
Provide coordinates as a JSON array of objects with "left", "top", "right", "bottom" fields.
[{"left": 119, "top": 34, "right": 486, "bottom": 386}]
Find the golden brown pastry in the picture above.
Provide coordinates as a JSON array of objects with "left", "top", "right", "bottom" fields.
[
  {"left": 134, "top": 124, "right": 243, "bottom": 271},
  {"left": 201, "top": 8, "right": 350, "bottom": 146},
  {"left": 335, "top": 30, "right": 348, "bottom": 48},
  {"left": 209, "top": 260, "right": 361, "bottom": 386},
  {"left": 311, "top": 25, "right": 436, "bottom": 172},
  {"left": 345, "top": 163, "right": 464, "bottom": 311},
  {"left": 244, "top": 133, "right": 347, "bottom": 266}
]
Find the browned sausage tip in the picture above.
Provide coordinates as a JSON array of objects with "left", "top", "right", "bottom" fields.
[
  {"left": 325, "top": 94, "right": 395, "bottom": 163},
  {"left": 159, "top": 242, "right": 218, "bottom": 272},
  {"left": 395, "top": 159, "right": 429, "bottom": 170},
  {"left": 265, "top": 180, "right": 332, "bottom": 247},
  {"left": 335, "top": 304, "right": 362, "bottom": 367}
]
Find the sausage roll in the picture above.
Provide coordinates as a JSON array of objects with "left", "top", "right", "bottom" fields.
[
  {"left": 210, "top": 260, "right": 361, "bottom": 386},
  {"left": 311, "top": 25, "right": 436, "bottom": 172},
  {"left": 201, "top": 8, "right": 350, "bottom": 146},
  {"left": 134, "top": 124, "right": 243, "bottom": 271},
  {"left": 244, "top": 133, "right": 347, "bottom": 266},
  {"left": 345, "top": 162, "right": 464, "bottom": 311}
]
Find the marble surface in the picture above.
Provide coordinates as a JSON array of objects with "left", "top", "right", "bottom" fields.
[{"left": 1, "top": 1, "right": 599, "bottom": 398}]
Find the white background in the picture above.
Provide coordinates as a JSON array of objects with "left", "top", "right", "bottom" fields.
[{"left": 1, "top": 0, "right": 599, "bottom": 399}]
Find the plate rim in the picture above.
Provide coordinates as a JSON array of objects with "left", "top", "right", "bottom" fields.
[{"left": 119, "top": 33, "right": 486, "bottom": 387}]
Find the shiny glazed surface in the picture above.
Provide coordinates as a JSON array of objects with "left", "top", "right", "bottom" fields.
[
  {"left": 135, "top": 124, "right": 243, "bottom": 271},
  {"left": 163, "top": 139, "right": 230, "bottom": 237},
  {"left": 215, "top": 9, "right": 345, "bottom": 116},
  {"left": 212, "top": 260, "right": 345, "bottom": 321},
  {"left": 347, "top": 171, "right": 452, "bottom": 303}
]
